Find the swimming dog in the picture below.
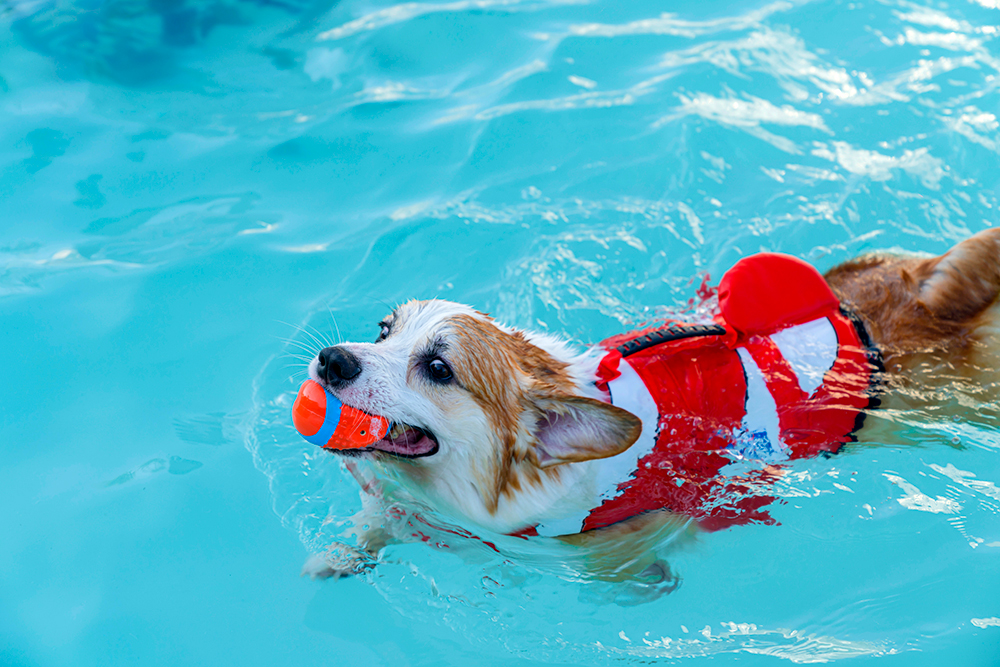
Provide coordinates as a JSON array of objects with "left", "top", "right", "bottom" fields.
[{"left": 301, "top": 228, "right": 1000, "bottom": 579}]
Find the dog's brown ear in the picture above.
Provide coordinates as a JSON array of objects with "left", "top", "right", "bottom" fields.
[{"left": 530, "top": 395, "right": 642, "bottom": 468}]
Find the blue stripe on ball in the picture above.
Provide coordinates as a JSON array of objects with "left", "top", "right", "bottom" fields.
[{"left": 301, "top": 387, "right": 342, "bottom": 447}]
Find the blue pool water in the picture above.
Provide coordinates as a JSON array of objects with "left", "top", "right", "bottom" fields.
[{"left": 3, "top": 0, "right": 1000, "bottom": 664}]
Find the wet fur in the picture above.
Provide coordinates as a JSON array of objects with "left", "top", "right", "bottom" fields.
[
  {"left": 825, "top": 228, "right": 1000, "bottom": 372},
  {"left": 305, "top": 228, "right": 1000, "bottom": 579},
  {"left": 310, "top": 300, "right": 640, "bottom": 539},
  {"left": 826, "top": 228, "right": 1000, "bottom": 423}
]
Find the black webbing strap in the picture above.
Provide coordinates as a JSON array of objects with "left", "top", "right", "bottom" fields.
[{"left": 615, "top": 323, "right": 727, "bottom": 357}]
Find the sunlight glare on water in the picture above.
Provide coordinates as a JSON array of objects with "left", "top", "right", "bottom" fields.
[{"left": 2, "top": 0, "right": 1000, "bottom": 664}]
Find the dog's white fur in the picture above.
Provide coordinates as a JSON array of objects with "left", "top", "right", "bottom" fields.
[{"left": 308, "top": 300, "right": 630, "bottom": 535}]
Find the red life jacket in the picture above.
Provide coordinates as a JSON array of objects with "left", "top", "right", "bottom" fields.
[{"left": 529, "top": 253, "right": 882, "bottom": 536}]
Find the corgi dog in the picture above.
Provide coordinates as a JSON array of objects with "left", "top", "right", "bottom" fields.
[{"left": 301, "top": 228, "right": 1000, "bottom": 579}]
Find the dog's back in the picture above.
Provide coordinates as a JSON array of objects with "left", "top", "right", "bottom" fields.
[
  {"left": 826, "top": 229, "right": 999, "bottom": 361},
  {"left": 826, "top": 227, "right": 1000, "bottom": 424}
]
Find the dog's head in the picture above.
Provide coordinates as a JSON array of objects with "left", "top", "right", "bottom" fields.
[{"left": 310, "top": 299, "right": 641, "bottom": 529}]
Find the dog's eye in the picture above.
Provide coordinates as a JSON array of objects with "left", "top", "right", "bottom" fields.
[
  {"left": 375, "top": 323, "right": 390, "bottom": 343},
  {"left": 427, "top": 358, "right": 453, "bottom": 383}
]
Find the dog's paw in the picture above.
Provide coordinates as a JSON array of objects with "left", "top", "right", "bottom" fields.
[{"left": 301, "top": 543, "right": 377, "bottom": 581}]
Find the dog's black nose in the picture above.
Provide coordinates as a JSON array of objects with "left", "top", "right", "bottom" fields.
[{"left": 316, "top": 346, "right": 362, "bottom": 387}]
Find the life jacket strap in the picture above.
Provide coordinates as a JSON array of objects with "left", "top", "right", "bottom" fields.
[{"left": 840, "top": 306, "right": 885, "bottom": 375}]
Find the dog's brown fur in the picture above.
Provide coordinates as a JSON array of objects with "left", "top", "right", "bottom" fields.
[
  {"left": 447, "top": 314, "right": 641, "bottom": 512},
  {"left": 448, "top": 314, "right": 572, "bottom": 511},
  {"left": 825, "top": 228, "right": 1000, "bottom": 418},
  {"left": 825, "top": 228, "right": 1000, "bottom": 366}
]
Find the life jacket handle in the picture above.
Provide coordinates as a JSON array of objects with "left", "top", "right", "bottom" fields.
[{"left": 615, "top": 323, "right": 727, "bottom": 358}]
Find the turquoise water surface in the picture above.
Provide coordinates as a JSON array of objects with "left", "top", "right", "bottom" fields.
[{"left": 3, "top": 0, "right": 1000, "bottom": 664}]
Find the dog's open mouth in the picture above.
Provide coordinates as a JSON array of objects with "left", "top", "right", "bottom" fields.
[{"left": 367, "top": 422, "right": 439, "bottom": 458}]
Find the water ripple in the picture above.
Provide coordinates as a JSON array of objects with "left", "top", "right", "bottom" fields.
[
  {"left": 317, "top": 0, "right": 589, "bottom": 41},
  {"left": 568, "top": 1, "right": 796, "bottom": 38}
]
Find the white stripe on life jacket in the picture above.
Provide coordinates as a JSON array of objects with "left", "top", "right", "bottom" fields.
[
  {"left": 731, "top": 347, "right": 789, "bottom": 462},
  {"left": 770, "top": 317, "right": 837, "bottom": 395}
]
